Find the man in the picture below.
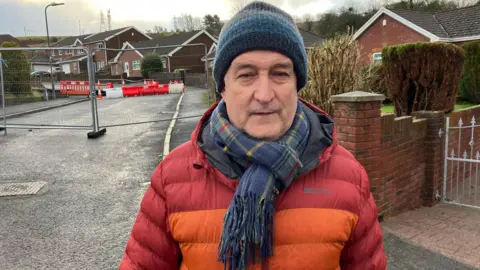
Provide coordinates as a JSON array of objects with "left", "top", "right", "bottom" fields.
[{"left": 119, "top": 1, "right": 386, "bottom": 269}]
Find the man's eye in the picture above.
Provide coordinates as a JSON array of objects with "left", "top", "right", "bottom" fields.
[
  {"left": 273, "top": 72, "right": 289, "bottom": 77},
  {"left": 239, "top": 73, "right": 254, "bottom": 78}
]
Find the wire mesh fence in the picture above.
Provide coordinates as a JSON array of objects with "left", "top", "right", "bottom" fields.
[
  {"left": 1, "top": 43, "right": 213, "bottom": 137},
  {"left": 0, "top": 46, "right": 102, "bottom": 137},
  {"left": 85, "top": 44, "right": 211, "bottom": 129}
]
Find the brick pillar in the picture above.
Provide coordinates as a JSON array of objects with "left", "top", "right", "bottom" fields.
[
  {"left": 331, "top": 91, "right": 386, "bottom": 217},
  {"left": 412, "top": 111, "right": 445, "bottom": 206}
]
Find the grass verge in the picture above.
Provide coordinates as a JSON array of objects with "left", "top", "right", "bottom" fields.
[{"left": 381, "top": 102, "right": 476, "bottom": 114}]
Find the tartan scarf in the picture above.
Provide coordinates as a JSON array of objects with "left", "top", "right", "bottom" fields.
[{"left": 211, "top": 100, "right": 310, "bottom": 269}]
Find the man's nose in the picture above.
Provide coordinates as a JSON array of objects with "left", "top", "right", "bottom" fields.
[{"left": 253, "top": 74, "right": 274, "bottom": 103}]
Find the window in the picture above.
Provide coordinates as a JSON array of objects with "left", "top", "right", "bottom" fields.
[
  {"left": 96, "top": 43, "right": 104, "bottom": 49},
  {"left": 97, "top": 61, "right": 104, "bottom": 71},
  {"left": 372, "top": 52, "right": 382, "bottom": 65},
  {"left": 132, "top": 60, "right": 141, "bottom": 70},
  {"left": 58, "top": 49, "right": 63, "bottom": 55}
]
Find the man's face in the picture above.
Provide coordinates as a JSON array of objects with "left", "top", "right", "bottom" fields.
[{"left": 221, "top": 50, "right": 298, "bottom": 141}]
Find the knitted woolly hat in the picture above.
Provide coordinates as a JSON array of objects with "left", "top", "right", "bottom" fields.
[{"left": 213, "top": 1, "right": 308, "bottom": 93}]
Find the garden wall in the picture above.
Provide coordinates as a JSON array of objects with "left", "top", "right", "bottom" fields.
[{"left": 332, "top": 91, "right": 480, "bottom": 220}]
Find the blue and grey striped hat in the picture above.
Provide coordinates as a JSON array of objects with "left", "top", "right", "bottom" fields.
[{"left": 213, "top": 1, "right": 308, "bottom": 93}]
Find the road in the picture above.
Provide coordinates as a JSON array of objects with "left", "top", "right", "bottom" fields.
[
  {"left": 0, "top": 92, "right": 182, "bottom": 269},
  {"left": 0, "top": 86, "right": 476, "bottom": 269}
]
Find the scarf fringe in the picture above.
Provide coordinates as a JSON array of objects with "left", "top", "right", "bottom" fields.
[{"left": 218, "top": 193, "right": 274, "bottom": 270}]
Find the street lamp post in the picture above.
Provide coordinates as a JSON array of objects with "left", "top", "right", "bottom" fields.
[{"left": 45, "top": 2, "right": 64, "bottom": 100}]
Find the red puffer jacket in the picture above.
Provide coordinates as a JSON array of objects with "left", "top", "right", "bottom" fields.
[{"left": 119, "top": 100, "right": 386, "bottom": 270}]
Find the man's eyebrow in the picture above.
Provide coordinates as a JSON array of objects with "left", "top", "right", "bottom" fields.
[
  {"left": 272, "top": 62, "right": 293, "bottom": 69},
  {"left": 231, "top": 63, "right": 256, "bottom": 72}
]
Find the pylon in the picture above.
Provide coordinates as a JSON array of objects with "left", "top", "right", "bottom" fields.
[
  {"left": 97, "top": 80, "right": 103, "bottom": 100},
  {"left": 122, "top": 79, "right": 126, "bottom": 88}
]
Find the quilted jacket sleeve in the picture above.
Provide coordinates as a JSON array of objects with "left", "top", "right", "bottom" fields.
[
  {"left": 119, "top": 164, "right": 181, "bottom": 270},
  {"left": 340, "top": 166, "right": 387, "bottom": 270}
]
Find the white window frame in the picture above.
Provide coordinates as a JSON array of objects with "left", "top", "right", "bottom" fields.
[
  {"left": 132, "top": 60, "right": 141, "bottom": 70},
  {"left": 372, "top": 52, "right": 382, "bottom": 65},
  {"left": 96, "top": 43, "right": 104, "bottom": 49},
  {"left": 58, "top": 49, "right": 63, "bottom": 56}
]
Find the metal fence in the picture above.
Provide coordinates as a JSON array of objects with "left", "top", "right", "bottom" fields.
[
  {"left": 1, "top": 43, "right": 211, "bottom": 138},
  {"left": 443, "top": 116, "right": 480, "bottom": 209},
  {"left": 0, "top": 46, "right": 103, "bottom": 138}
]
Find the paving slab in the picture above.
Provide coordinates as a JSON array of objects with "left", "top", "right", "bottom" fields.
[{"left": 382, "top": 203, "right": 480, "bottom": 268}]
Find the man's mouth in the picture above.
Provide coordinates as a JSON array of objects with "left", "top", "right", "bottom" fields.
[{"left": 253, "top": 112, "right": 274, "bottom": 116}]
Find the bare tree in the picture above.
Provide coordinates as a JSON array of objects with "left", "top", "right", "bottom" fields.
[
  {"left": 303, "top": 14, "right": 315, "bottom": 32},
  {"left": 173, "top": 14, "right": 203, "bottom": 32},
  {"left": 231, "top": 0, "right": 247, "bottom": 16}
]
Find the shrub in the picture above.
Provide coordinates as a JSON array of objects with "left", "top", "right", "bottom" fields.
[
  {"left": 359, "top": 63, "right": 389, "bottom": 101},
  {"left": 382, "top": 42, "right": 464, "bottom": 116},
  {"left": 459, "top": 41, "right": 480, "bottom": 104},
  {"left": 299, "top": 33, "right": 360, "bottom": 116},
  {"left": 141, "top": 54, "right": 163, "bottom": 78},
  {"left": 0, "top": 41, "right": 32, "bottom": 97}
]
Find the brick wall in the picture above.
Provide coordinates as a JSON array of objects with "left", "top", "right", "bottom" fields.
[
  {"left": 380, "top": 114, "right": 427, "bottom": 216},
  {"left": 332, "top": 91, "right": 480, "bottom": 219},
  {"left": 356, "top": 14, "right": 430, "bottom": 65}
]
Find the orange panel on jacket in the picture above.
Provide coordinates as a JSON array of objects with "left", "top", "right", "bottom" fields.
[{"left": 169, "top": 208, "right": 358, "bottom": 269}]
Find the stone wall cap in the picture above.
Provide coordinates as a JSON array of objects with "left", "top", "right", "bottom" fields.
[{"left": 331, "top": 91, "right": 385, "bottom": 102}]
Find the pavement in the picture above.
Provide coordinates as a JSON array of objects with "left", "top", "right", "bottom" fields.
[
  {"left": 382, "top": 203, "right": 480, "bottom": 269},
  {"left": 170, "top": 87, "right": 209, "bottom": 151},
  {"left": 1, "top": 87, "right": 479, "bottom": 269}
]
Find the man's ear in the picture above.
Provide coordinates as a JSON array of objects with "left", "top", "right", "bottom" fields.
[{"left": 220, "top": 88, "right": 226, "bottom": 99}]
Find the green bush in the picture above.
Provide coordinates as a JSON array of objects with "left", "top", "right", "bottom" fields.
[
  {"left": 382, "top": 42, "right": 465, "bottom": 116},
  {"left": 1, "top": 41, "right": 32, "bottom": 97},
  {"left": 141, "top": 54, "right": 163, "bottom": 78},
  {"left": 459, "top": 41, "right": 480, "bottom": 104}
]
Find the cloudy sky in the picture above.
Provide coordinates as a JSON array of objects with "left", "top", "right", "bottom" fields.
[{"left": 0, "top": 0, "right": 356, "bottom": 37}]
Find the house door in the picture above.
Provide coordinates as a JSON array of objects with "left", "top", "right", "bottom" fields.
[{"left": 124, "top": 62, "right": 130, "bottom": 77}]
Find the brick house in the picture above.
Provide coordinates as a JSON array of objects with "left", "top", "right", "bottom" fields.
[
  {"left": 47, "top": 26, "right": 152, "bottom": 74},
  {"left": 110, "top": 29, "right": 217, "bottom": 78},
  {"left": 353, "top": 5, "right": 480, "bottom": 65},
  {"left": 201, "top": 28, "right": 324, "bottom": 68}
]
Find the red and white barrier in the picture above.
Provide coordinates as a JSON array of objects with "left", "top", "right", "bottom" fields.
[
  {"left": 60, "top": 80, "right": 90, "bottom": 95},
  {"left": 59, "top": 80, "right": 186, "bottom": 98}
]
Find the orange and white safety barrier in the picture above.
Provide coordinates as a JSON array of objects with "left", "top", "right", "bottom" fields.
[
  {"left": 60, "top": 80, "right": 186, "bottom": 98},
  {"left": 60, "top": 80, "right": 90, "bottom": 95}
]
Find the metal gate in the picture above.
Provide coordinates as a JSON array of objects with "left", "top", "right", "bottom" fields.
[
  {"left": 443, "top": 116, "right": 480, "bottom": 209},
  {"left": 0, "top": 46, "right": 104, "bottom": 138}
]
